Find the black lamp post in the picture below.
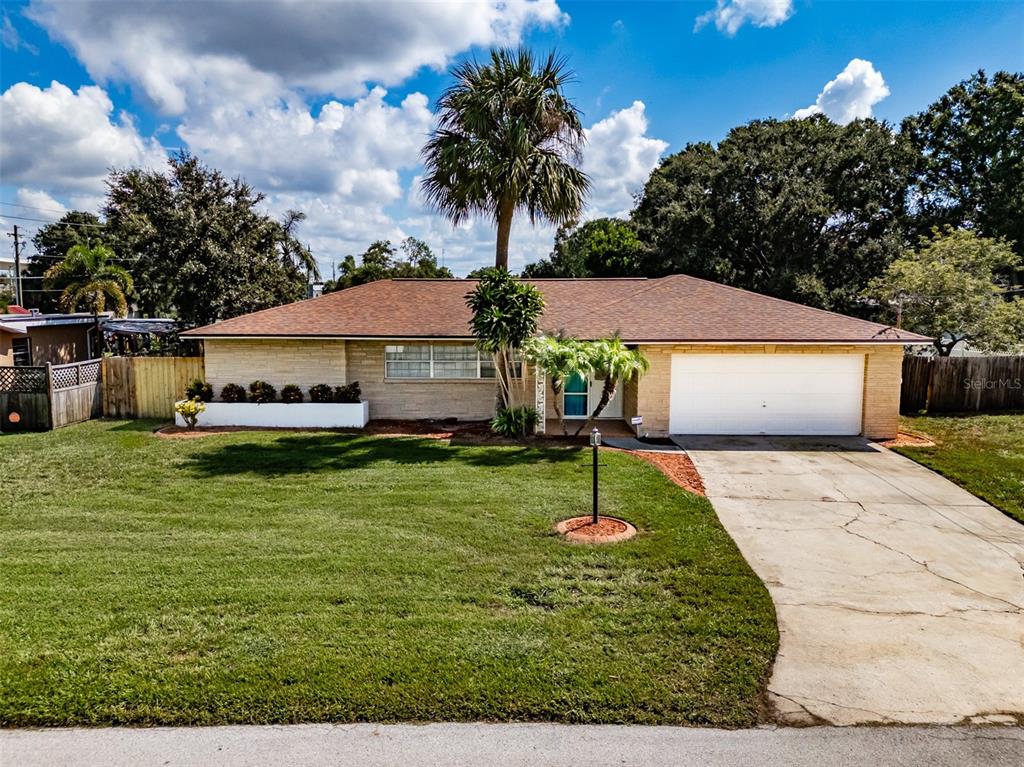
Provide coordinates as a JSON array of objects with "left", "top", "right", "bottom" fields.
[{"left": 590, "top": 427, "right": 601, "bottom": 525}]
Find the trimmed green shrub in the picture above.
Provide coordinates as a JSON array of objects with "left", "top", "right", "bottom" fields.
[
  {"left": 184, "top": 378, "right": 213, "bottom": 402},
  {"left": 220, "top": 383, "right": 246, "bottom": 403},
  {"left": 333, "top": 382, "right": 361, "bottom": 403},
  {"left": 281, "top": 384, "right": 304, "bottom": 403},
  {"left": 309, "top": 383, "right": 333, "bottom": 403},
  {"left": 248, "top": 380, "right": 277, "bottom": 403},
  {"left": 490, "top": 406, "right": 539, "bottom": 438}
]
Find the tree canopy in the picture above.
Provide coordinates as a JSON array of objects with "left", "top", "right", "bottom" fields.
[
  {"left": 632, "top": 115, "right": 916, "bottom": 315},
  {"left": 523, "top": 218, "right": 643, "bottom": 277},
  {"left": 863, "top": 228, "right": 1024, "bottom": 356},
  {"left": 322, "top": 237, "right": 452, "bottom": 293},
  {"left": 104, "top": 152, "right": 316, "bottom": 327},
  {"left": 422, "top": 47, "right": 589, "bottom": 270},
  {"left": 902, "top": 70, "right": 1024, "bottom": 256}
]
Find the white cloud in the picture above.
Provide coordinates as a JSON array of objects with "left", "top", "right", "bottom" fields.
[
  {"left": 179, "top": 87, "right": 432, "bottom": 205},
  {"left": 28, "top": 0, "right": 568, "bottom": 114},
  {"left": 793, "top": 58, "right": 890, "bottom": 124},
  {"left": 15, "top": 188, "right": 67, "bottom": 219},
  {"left": 582, "top": 101, "right": 668, "bottom": 219},
  {"left": 0, "top": 80, "right": 167, "bottom": 196},
  {"left": 695, "top": 0, "right": 793, "bottom": 36}
]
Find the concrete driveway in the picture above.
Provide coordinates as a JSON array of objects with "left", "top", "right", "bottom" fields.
[{"left": 673, "top": 436, "right": 1024, "bottom": 726}]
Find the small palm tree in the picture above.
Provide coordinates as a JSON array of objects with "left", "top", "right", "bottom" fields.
[
  {"left": 422, "top": 47, "right": 590, "bottom": 270},
  {"left": 44, "top": 243, "right": 134, "bottom": 352},
  {"left": 576, "top": 337, "right": 649, "bottom": 436},
  {"left": 524, "top": 334, "right": 592, "bottom": 435}
]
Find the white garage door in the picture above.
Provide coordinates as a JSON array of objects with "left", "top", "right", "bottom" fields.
[{"left": 669, "top": 354, "right": 864, "bottom": 435}]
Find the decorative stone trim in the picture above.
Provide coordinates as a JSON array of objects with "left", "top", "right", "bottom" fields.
[{"left": 534, "top": 365, "right": 546, "bottom": 435}]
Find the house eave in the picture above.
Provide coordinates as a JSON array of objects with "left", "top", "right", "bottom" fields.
[{"left": 184, "top": 333, "right": 930, "bottom": 345}]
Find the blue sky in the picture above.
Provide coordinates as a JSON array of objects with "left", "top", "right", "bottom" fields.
[{"left": 1, "top": 1, "right": 1022, "bottom": 276}]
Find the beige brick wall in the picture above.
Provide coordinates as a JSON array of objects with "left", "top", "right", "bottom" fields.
[
  {"left": 861, "top": 345, "right": 904, "bottom": 439},
  {"left": 634, "top": 343, "right": 905, "bottom": 439},
  {"left": 346, "top": 341, "right": 498, "bottom": 421},
  {"left": 205, "top": 338, "right": 347, "bottom": 396}
]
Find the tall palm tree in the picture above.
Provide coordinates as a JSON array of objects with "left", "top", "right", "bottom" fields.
[
  {"left": 422, "top": 47, "right": 590, "bottom": 270},
  {"left": 44, "top": 243, "right": 134, "bottom": 353},
  {"left": 524, "top": 334, "right": 592, "bottom": 435},
  {"left": 576, "top": 337, "right": 649, "bottom": 436}
]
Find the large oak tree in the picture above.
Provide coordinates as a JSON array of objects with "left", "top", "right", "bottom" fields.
[
  {"left": 632, "top": 116, "right": 917, "bottom": 315},
  {"left": 104, "top": 152, "right": 317, "bottom": 327}
]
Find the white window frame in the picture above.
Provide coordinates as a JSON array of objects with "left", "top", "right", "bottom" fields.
[{"left": 385, "top": 343, "right": 501, "bottom": 381}]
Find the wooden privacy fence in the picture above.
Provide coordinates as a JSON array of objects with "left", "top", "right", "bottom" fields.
[
  {"left": 0, "top": 359, "right": 102, "bottom": 432},
  {"left": 901, "top": 355, "right": 1024, "bottom": 413},
  {"left": 103, "top": 356, "right": 205, "bottom": 418}
]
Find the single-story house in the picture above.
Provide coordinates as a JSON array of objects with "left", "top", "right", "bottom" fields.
[
  {"left": 0, "top": 320, "right": 28, "bottom": 366},
  {"left": 181, "top": 276, "right": 930, "bottom": 439},
  {"left": 0, "top": 310, "right": 106, "bottom": 366}
]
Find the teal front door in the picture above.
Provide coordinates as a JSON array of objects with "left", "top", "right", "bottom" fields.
[{"left": 564, "top": 373, "right": 588, "bottom": 418}]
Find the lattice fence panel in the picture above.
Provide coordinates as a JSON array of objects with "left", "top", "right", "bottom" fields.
[
  {"left": 0, "top": 366, "right": 48, "bottom": 393},
  {"left": 51, "top": 365, "right": 80, "bottom": 389},
  {"left": 78, "top": 360, "right": 101, "bottom": 385}
]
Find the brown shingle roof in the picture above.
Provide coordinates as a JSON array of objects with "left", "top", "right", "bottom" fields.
[{"left": 181, "top": 275, "right": 931, "bottom": 344}]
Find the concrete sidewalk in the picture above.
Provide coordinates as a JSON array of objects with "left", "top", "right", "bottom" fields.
[{"left": 4, "top": 723, "right": 1024, "bottom": 767}]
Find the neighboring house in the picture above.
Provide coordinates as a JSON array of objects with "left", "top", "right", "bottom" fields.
[
  {"left": 0, "top": 320, "right": 28, "bottom": 366},
  {"left": 181, "top": 276, "right": 931, "bottom": 439},
  {"left": 0, "top": 310, "right": 108, "bottom": 366}
]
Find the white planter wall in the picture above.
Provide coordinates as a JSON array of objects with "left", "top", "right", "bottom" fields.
[{"left": 175, "top": 401, "right": 370, "bottom": 429}]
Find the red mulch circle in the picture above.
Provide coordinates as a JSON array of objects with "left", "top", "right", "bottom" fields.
[{"left": 556, "top": 515, "right": 637, "bottom": 544}]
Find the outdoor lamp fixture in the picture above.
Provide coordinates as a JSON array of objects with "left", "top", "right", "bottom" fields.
[{"left": 590, "top": 427, "right": 601, "bottom": 524}]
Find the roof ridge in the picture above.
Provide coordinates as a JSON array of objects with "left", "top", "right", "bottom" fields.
[{"left": 665, "top": 273, "right": 902, "bottom": 333}]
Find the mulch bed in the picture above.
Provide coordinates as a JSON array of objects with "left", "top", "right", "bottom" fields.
[
  {"left": 878, "top": 431, "right": 936, "bottom": 448},
  {"left": 153, "top": 419, "right": 592, "bottom": 447},
  {"left": 556, "top": 515, "right": 637, "bottom": 544},
  {"left": 618, "top": 449, "right": 707, "bottom": 496}
]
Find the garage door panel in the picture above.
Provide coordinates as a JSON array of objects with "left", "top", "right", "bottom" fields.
[{"left": 669, "top": 354, "right": 864, "bottom": 435}]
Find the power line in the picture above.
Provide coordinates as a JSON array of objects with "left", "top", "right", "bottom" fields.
[
  {"left": 0, "top": 200, "right": 74, "bottom": 216},
  {"left": 0, "top": 213, "right": 106, "bottom": 228}
]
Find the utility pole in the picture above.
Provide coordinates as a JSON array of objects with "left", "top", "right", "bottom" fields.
[{"left": 6, "top": 225, "right": 24, "bottom": 306}]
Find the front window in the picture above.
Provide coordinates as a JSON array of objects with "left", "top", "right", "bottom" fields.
[
  {"left": 385, "top": 344, "right": 431, "bottom": 378},
  {"left": 432, "top": 345, "right": 478, "bottom": 379},
  {"left": 385, "top": 343, "right": 508, "bottom": 380}
]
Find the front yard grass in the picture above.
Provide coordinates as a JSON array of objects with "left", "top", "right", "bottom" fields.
[
  {"left": 0, "top": 420, "right": 777, "bottom": 727},
  {"left": 896, "top": 413, "right": 1024, "bottom": 524}
]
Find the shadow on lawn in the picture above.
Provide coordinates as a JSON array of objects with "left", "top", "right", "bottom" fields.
[{"left": 185, "top": 433, "right": 581, "bottom": 477}]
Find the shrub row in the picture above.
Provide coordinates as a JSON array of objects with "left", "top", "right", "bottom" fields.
[{"left": 189, "top": 379, "right": 363, "bottom": 404}]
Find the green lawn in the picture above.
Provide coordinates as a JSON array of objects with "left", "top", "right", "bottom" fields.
[
  {"left": 895, "top": 413, "right": 1024, "bottom": 524},
  {"left": 0, "top": 420, "right": 776, "bottom": 727}
]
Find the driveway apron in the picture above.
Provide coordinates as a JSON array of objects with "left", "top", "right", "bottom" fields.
[{"left": 673, "top": 436, "right": 1024, "bottom": 726}]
